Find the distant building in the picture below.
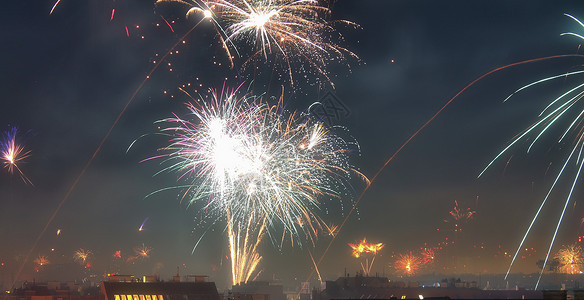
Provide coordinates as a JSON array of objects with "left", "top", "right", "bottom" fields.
[
  {"left": 231, "top": 281, "right": 285, "bottom": 300},
  {"left": 314, "top": 274, "right": 543, "bottom": 300},
  {"left": 101, "top": 278, "right": 220, "bottom": 300}
]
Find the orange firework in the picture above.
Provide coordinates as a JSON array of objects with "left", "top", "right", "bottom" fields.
[
  {"left": 449, "top": 200, "right": 476, "bottom": 222},
  {"left": 421, "top": 248, "right": 436, "bottom": 265},
  {"left": 348, "top": 238, "right": 384, "bottom": 276},
  {"left": 348, "top": 238, "right": 384, "bottom": 258},
  {"left": 394, "top": 252, "right": 422, "bottom": 276},
  {"left": 555, "top": 244, "right": 584, "bottom": 274},
  {"left": 34, "top": 255, "right": 49, "bottom": 267}
]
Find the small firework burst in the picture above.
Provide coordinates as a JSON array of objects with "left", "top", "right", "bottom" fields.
[
  {"left": 1, "top": 126, "right": 32, "bottom": 185},
  {"left": 73, "top": 249, "right": 92, "bottom": 265},
  {"left": 134, "top": 244, "right": 151, "bottom": 259},
  {"left": 155, "top": 0, "right": 358, "bottom": 86},
  {"left": 555, "top": 244, "right": 584, "bottom": 274},
  {"left": 34, "top": 255, "right": 50, "bottom": 267},
  {"left": 348, "top": 238, "right": 384, "bottom": 275},
  {"left": 421, "top": 248, "right": 436, "bottom": 265},
  {"left": 394, "top": 252, "right": 422, "bottom": 276}
]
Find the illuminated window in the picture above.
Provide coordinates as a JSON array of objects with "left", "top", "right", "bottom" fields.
[
  {"left": 134, "top": 295, "right": 139, "bottom": 300},
  {"left": 159, "top": 295, "right": 164, "bottom": 300},
  {"left": 121, "top": 296, "right": 127, "bottom": 300},
  {"left": 140, "top": 295, "right": 145, "bottom": 300},
  {"left": 146, "top": 295, "right": 152, "bottom": 300},
  {"left": 401, "top": 296, "right": 406, "bottom": 300},
  {"left": 115, "top": 295, "right": 120, "bottom": 300},
  {"left": 152, "top": 296, "right": 157, "bottom": 300}
]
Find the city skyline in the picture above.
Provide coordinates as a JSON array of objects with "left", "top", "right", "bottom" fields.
[{"left": 3, "top": 0, "right": 584, "bottom": 291}]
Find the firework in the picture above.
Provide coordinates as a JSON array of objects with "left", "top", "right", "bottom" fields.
[
  {"left": 348, "top": 238, "right": 384, "bottom": 275},
  {"left": 478, "top": 14, "right": 584, "bottom": 288},
  {"left": 449, "top": 200, "right": 476, "bottom": 223},
  {"left": 394, "top": 252, "right": 422, "bottom": 276},
  {"left": 154, "top": 87, "right": 360, "bottom": 244},
  {"left": 348, "top": 238, "right": 384, "bottom": 258},
  {"left": 34, "top": 255, "right": 49, "bottom": 267},
  {"left": 555, "top": 244, "right": 584, "bottom": 274},
  {"left": 421, "top": 248, "right": 436, "bottom": 265},
  {"left": 323, "top": 223, "right": 339, "bottom": 237},
  {"left": 1, "top": 126, "right": 32, "bottom": 185},
  {"left": 135, "top": 244, "right": 151, "bottom": 259},
  {"left": 446, "top": 200, "right": 476, "bottom": 232},
  {"left": 73, "top": 249, "right": 92, "bottom": 265},
  {"left": 156, "top": 0, "right": 358, "bottom": 86},
  {"left": 152, "top": 86, "right": 362, "bottom": 284}
]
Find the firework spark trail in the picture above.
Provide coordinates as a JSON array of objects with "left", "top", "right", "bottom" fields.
[
  {"left": 228, "top": 210, "right": 265, "bottom": 284},
  {"left": 11, "top": 17, "right": 208, "bottom": 290},
  {"left": 300, "top": 54, "right": 584, "bottom": 287},
  {"left": 1, "top": 127, "right": 33, "bottom": 185},
  {"left": 153, "top": 86, "right": 362, "bottom": 285},
  {"left": 139, "top": 217, "right": 149, "bottom": 231},
  {"left": 307, "top": 250, "right": 322, "bottom": 283},
  {"left": 49, "top": 0, "right": 62, "bottom": 14},
  {"left": 477, "top": 15, "right": 584, "bottom": 289}
]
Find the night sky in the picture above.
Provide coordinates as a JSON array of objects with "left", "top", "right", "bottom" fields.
[{"left": 3, "top": 0, "right": 584, "bottom": 291}]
